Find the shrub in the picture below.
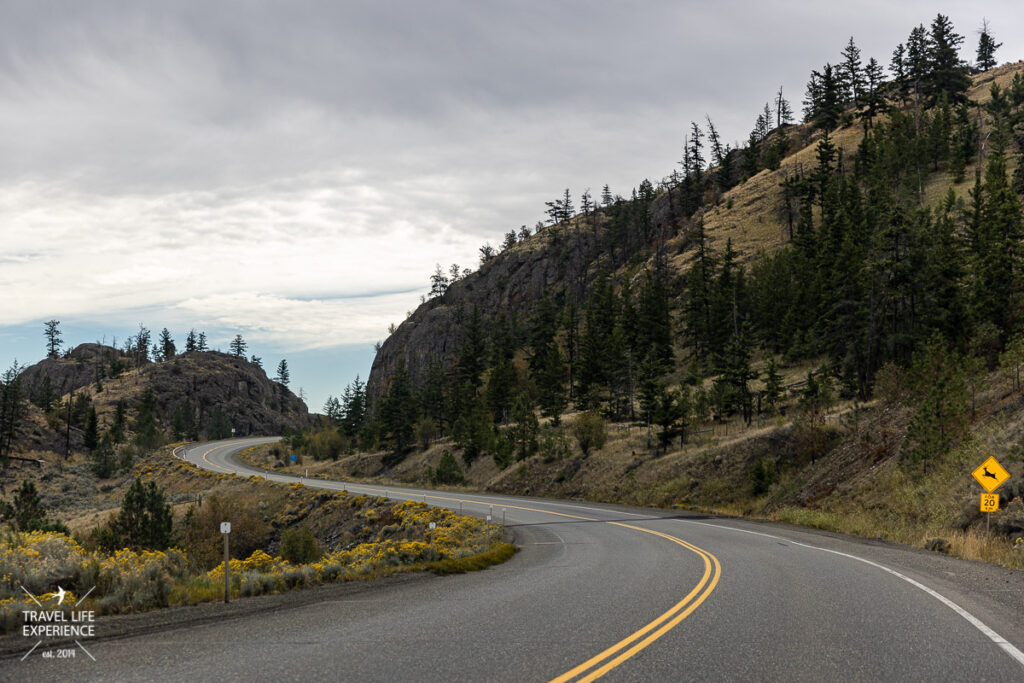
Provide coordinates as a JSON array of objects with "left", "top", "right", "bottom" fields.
[
  {"left": 97, "top": 478, "right": 173, "bottom": 551},
  {"left": 571, "top": 412, "right": 607, "bottom": 456},
  {"left": 280, "top": 525, "right": 321, "bottom": 564},
  {"left": 431, "top": 451, "right": 465, "bottom": 485},
  {"left": 749, "top": 457, "right": 778, "bottom": 495},
  {"left": 176, "top": 493, "right": 273, "bottom": 571}
]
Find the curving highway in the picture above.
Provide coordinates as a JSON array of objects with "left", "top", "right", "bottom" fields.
[{"left": 13, "top": 437, "right": 1024, "bottom": 681}]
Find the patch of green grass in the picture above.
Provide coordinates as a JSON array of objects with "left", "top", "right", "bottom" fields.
[{"left": 426, "top": 542, "right": 518, "bottom": 575}]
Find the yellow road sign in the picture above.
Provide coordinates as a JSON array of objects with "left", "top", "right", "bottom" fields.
[
  {"left": 980, "top": 493, "right": 999, "bottom": 513},
  {"left": 972, "top": 456, "right": 1010, "bottom": 493}
]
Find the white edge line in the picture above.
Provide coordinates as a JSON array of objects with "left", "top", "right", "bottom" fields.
[{"left": 682, "top": 519, "right": 1024, "bottom": 669}]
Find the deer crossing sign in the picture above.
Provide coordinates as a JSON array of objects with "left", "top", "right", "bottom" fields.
[{"left": 971, "top": 456, "right": 1010, "bottom": 494}]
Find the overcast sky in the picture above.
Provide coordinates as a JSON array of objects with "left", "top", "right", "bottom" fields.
[{"left": 2, "top": 1, "right": 1022, "bottom": 411}]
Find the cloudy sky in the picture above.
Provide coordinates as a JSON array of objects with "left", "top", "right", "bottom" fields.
[{"left": 2, "top": 1, "right": 1022, "bottom": 411}]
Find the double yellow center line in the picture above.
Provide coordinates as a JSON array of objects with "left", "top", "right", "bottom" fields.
[
  {"left": 550, "top": 522, "right": 721, "bottom": 682},
  {"left": 190, "top": 446, "right": 721, "bottom": 681},
  {"left": 412, "top": 495, "right": 722, "bottom": 681}
]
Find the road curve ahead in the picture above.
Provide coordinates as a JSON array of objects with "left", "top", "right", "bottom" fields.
[{"left": 15, "top": 437, "right": 1024, "bottom": 681}]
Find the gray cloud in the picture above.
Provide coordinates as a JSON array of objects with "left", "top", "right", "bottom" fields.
[{"left": 2, "top": 0, "right": 1022, "bottom": 357}]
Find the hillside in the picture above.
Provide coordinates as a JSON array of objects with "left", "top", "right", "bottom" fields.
[
  {"left": 329, "top": 41, "right": 1024, "bottom": 568},
  {"left": 10, "top": 343, "right": 312, "bottom": 458},
  {"left": 368, "top": 60, "right": 1024, "bottom": 402}
]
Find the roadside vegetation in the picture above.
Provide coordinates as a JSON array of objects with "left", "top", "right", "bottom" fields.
[{"left": 0, "top": 449, "right": 506, "bottom": 635}]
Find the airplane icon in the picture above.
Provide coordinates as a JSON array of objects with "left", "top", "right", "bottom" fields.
[{"left": 54, "top": 586, "right": 67, "bottom": 605}]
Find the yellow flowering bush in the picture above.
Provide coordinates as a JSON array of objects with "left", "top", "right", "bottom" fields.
[{"left": 0, "top": 496, "right": 505, "bottom": 631}]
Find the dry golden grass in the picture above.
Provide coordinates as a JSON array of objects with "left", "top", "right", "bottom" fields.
[{"left": 669, "top": 61, "right": 1024, "bottom": 273}]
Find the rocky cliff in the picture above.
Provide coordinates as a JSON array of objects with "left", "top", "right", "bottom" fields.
[{"left": 15, "top": 345, "right": 312, "bottom": 454}]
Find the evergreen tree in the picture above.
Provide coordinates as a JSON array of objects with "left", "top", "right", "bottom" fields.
[
  {"left": 110, "top": 399, "right": 127, "bottom": 444},
  {"left": 860, "top": 57, "right": 886, "bottom": 128},
  {"left": 83, "top": 406, "right": 99, "bottom": 451},
  {"left": 0, "top": 362, "right": 26, "bottom": 467},
  {"left": 229, "top": 334, "right": 247, "bottom": 357},
  {"left": 185, "top": 329, "right": 198, "bottom": 353},
  {"left": 275, "top": 359, "right": 290, "bottom": 387},
  {"left": 577, "top": 276, "right": 617, "bottom": 406},
  {"left": 485, "top": 314, "right": 518, "bottom": 422},
  {"left": 762, "top": 356, "right": 784, "bottom": 413},
  {"left": 975, "top": 19, "right": 1001, "bottom": 72},
  {"left": 108, "top": 478, "right": 174, "bottom": 550},
  {"left": 840, "top": 37, "right": 864, "bottom": 106},
  {"left": 44, "top": 320, "right": 62, "bottom": 358},
  {"left": 904, "top": 336, "right": 969, "bottom": 469},
  {"left": 133, "top": 387, "right": 161, "bottom": 450},
  {"left": 890, "top": 42, "right": 909, "bottom": 104},
  {"left": 775, "top": 87, "right": 794, "bottom": 127},
  {"left": 197, "top": 331, "right": 208, "bottom": 352},
  {"left": 158, "top": 328, "right": 175, "bottom": 360},
  {"left": 134, "top": 324, "right": 151, "bottom": 368},
  {"left": 90, "top": 434, "right": 117, "bottom": 478},
  {"left": 429, "top": 264, "right": 449, "bottom": 298},
  {"left": 2, "top": 481, "right": 67, "bottom": 532},
  {"left": 528, "top": 298, "right": 567, "bottom": 423},
  {"left": 925, "top": 14, "right": 971, "bottom": 105},
  {"left": 379, "top": 358, "right": 417, "bottom": 461},
  {"left": 510, "top": 394, "right": 539, "bottom": 460}
]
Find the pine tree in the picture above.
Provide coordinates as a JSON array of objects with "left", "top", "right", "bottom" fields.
[
  {"left": 775, "top": 87, "right": 793, "bottom": 127},
  {"left": 380, "top": 358, "right": 417, "bottom": 461},
  {"left": 185, "top": 329, "right": 198, "bottom": 353},
  {"left": 134, "top": 324, "right": 151, "bottom": 368},
  {"left": 860, "top": 57, "right": 886, "bottom": 129},
  {"left": 133, "top": 387, "right": 161, "bottom": 450},
  {"left": 0, "top": 362, "right": 26, "bottom": 467},
  {"left": 840, "top": 37, "right": 864, "bottom": 106},
  {"left": 158, "top": 328, "right": 175, "bottom": 360},
  {"left": 926, "top": 14, "right": 971, "bottom": 105},
  {"left": 275, "top": 359, "right": 290, "bottom": 387},
  {"left": 816, "top": 64, "right": 844, "bottom": 130},
  {"left": 429, "top": 264, "right": 449, "bottom": 298},
  {"left": 485, "top": 314, "right": 518, "bottom": 422},
  {"left": 110, "top": 399, "right": 127, "bottom": 444},
  {"left": 44, "top": 320, "right": 62, "bottom": 358},
  {"left": 109, "top": 478, "right": 173, "bottom": 550},
  {"left": 457, "top": 307, "right": 487, "bottom": 391},
  {"left": 890, "top": 43, "right": 909, "bottom": 104},
  {"left": 229, "top": 334, "right": 247, "bottom": 357},
  {"left": 340, "top": 376, "right": 367, "bottom": 437},
  {"left": 83, "top": 406, "right": 99, "bottom": 451},
  {"left": 762, "top": 356, "right": 784, "bottom": 413},
  {"left": 197, "top": 331, "right": 208, "bottom": 352},
  {"left": 975, "top": 19, "right": 1001, "bottom": 72},
  {"left": 510, "top": 394, "right": 539, "bottom": 460}
]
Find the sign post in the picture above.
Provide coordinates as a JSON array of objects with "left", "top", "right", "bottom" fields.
[
  {"left": 972, "top": 456, "right": 1011, "bottom": 534},
  {"left": 221, "top": 522, "right": 231, "bottom": 603}
]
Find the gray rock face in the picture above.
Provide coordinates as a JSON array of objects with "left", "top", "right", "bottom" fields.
[
  {"left": 19, "top": 343, "right": 140, "bottom": 400},
  {"left": 366, "top": 227, "right": 605, "bottom": 404},
  {"left": 17, "top": 345, "right": 312, "bottom": 441}
]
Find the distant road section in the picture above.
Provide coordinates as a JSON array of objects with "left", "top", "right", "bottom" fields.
[{"left": 14, "top": 438, "right": 1024, "bottom": 681}]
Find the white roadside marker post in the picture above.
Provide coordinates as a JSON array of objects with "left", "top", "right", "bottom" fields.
[{"left": 220, "top": 522, "right": 231, "bottom": 604}]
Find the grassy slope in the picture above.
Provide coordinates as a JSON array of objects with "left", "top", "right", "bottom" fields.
[{"left": 276, "top": 63, "right": 1024, "bottom": 569}]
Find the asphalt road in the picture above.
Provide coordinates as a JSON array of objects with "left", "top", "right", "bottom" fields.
[{"left": 10, "top": 437, "right": 1024, "bottom": 681}]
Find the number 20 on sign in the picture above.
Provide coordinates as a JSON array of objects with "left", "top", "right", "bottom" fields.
[{"left": 980, "top": 493, "right": 999, "bottom": 513}]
